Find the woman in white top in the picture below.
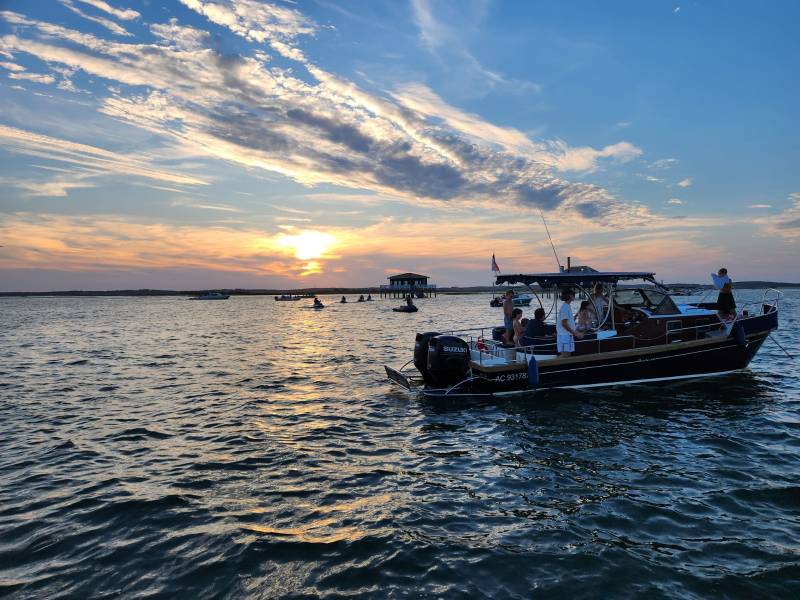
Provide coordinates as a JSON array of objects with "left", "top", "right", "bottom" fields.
[
  {"left": 556, "top": 289, "right": 583, "bottom": 357},
  {"left": 711, "top": 268, "right": 736, "bottom": 318}
]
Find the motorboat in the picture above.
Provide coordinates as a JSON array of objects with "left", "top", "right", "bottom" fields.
[
  {"left": 274, "top": 294, "right": 303, "bottom": 301},
  {"left": 385, "top": 270, "right": 780, "bottom": 399},
  {"left": 490, "top": 292, "right": 533, "bottom": 307},
  {"left": 189, "top": 291, "right": 230, "bottom": 300}
]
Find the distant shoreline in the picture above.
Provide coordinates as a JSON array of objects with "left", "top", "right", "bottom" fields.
[{"left": 1, "top": 282, "right": 798, "bottom": 297}]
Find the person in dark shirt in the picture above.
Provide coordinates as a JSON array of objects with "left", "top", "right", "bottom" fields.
[{"left": 523, "top": 307, "right": 556, "bottom": 338}]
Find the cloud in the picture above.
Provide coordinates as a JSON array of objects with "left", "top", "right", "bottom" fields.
[
  {"left": 639, "top": 174, "right": 664, "bottom": 183},
  {"left": 0, "top": 124, "right": 208, "bottom": 193},
  {"left": 150, "top": 18, "right": 210, "bottom": 49},
  {"left": 677, "top": 177, "right": 692, "bottom": 188},
  {"left": 0, "top": 60, "right": 25, "bottom": 71},
  {"left": 667, "top": 198, "right": 684, "bottom": 205},
  {"left": 170, "top": 198, "right": 243, "bottom": 212},
  {"left": 72, "top": 0, "right": 139, "bottom": 21},
  {"left": 0, "top": 212, "right": 330, "bottom": 278},
  {"left": 553, "top": 141, "right": 642, "bottom": 172},
  {"left": 8, "top": 71, "right": 56, "bottom": 84},
  {"left": 650, "top": 158, "right": 678, "bottom": 169},
  {"left": 763, "top": 193, "right": 800, "bottom": 239},
  {"left": 409, "top": 0, "right": 541, "bottom": 98},
  {"left": 0, "top": 174, "right": 96, "bottom": 196},
  {"left": 178, "top": 0, "right": 314, "bottom": 44},
  {"left": 748, "top": 204, "right": 771, "bottom": 209},
  {"left": 59, "top": 0, "right": 132, "bottom": 37},
  {"left": 0, "top": 5, "right": 658, "bottom": 227}
]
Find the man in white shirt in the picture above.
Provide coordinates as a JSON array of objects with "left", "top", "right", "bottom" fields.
[{"left": 556, "top": 288, "right": 583, "bottom": 357}]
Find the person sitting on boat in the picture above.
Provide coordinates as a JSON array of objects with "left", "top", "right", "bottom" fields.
[
  {"left": 591, "top": 283, "right": 608, "bottom": 326},
  {"left": 358, "top": 294, "right": 365, "bottom": 302},
  {"left": 405, "top": 294, "right": 415, "bottom": 307},
  {"left": 511, "top": 308, "right": 526, "bottom": 347},
  {"left": 366, "top": 294, "right": 372, "bottom": 301},
  {"left": 711, "top": 268, "right": 736, "bottom": 319},
  {"left": 576, "top": 300, "right": 596, "bottom": 332},
  {"left": 502, "top": 290, "right": 514, "bottom": 344},
  {"left": 341, "top": 296, "right": 347, "bottom": 303},
  {"left": 523, "top": 307, "right": 556, "bottom": 338},
  {"left": 313, "top": 296, "right": 323, "bottom": 308},
  {"left": 557, "top": 288, "right": 583, "bottom": 357}
]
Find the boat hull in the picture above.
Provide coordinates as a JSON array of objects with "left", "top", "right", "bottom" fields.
[
  {"left": 536, "top": 333, "right": 767, "bottom": 390},
  {"left": 407, "top": 331, "right": 772, "bottom": 399}
]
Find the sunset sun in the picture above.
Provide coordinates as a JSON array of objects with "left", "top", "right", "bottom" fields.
[{"left": 276, "top": 230, "right": 337, "bottom": 261}]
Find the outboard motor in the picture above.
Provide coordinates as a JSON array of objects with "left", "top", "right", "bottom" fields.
[
  {"left": 426, "top": 335, "right": 470, "bottom": 389},
  {"left": 414, "top": 331, "right": 441, "bottom": 385},
  {"left": 492, "top": 326, "right": 506, "bottom": 342}
]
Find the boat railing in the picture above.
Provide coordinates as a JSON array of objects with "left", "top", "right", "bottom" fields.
[
  {"left": 460, "top": 319, "right": 737, "bottom": 365},
  {"left": 439, "top": 302, "right": 779, "bottom": 366}
]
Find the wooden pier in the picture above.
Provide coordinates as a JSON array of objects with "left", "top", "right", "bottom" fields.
[{"left": 380, "top": 273, "right": 437, "bottom": 298}]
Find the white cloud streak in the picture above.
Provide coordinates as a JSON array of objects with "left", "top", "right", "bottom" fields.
[
  {"left": 72, "top": 0, "right": 139, "bottom": 21},
  {"left": 59, "top": 0, "right": 132, "bottom": 37}
]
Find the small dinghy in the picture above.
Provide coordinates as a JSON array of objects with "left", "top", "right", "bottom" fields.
[{"left": 393, "top": 305, "right": 418, "bottom": 313}]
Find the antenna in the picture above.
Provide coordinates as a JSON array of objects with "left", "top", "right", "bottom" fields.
[{"left": 539, "top": 209, "right": 562, "bottom": 270}]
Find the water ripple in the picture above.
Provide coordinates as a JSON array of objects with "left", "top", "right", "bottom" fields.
[{"left": 0, "top": 291, "right": 799, "bottom": 597}]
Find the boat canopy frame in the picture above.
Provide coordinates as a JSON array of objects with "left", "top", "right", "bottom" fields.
[
  {"left": 495, "top": 271, "right": 668, "bottom": 332},
  {"left": 495, "top": 271, "right": 666, "bottom": 290}
]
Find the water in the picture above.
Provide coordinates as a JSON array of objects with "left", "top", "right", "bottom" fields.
[{"left": 1, "top": 291, "right": 799, "bottom": 598}]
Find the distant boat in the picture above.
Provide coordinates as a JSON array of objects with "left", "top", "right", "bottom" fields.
[
  {"left": 490, "top": 292, "right": 533, "bottom": 307},
  {"left": 274, "top": 294, "right": 304, "bottom": 301},
  {"left": 190, "top": 291, "right": 230, "bottom": 300},
  {"left": 393, "top": 305, "right": 418, "bottom": 313}
]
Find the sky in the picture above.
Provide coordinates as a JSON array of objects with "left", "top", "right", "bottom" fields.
[{"left": 0, "top": 0, "right": 798, "bottom": 291}]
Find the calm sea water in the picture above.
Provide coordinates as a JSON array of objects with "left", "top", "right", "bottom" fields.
[{"left": 1, "top": 291, "right": 799, "bottom": 598}]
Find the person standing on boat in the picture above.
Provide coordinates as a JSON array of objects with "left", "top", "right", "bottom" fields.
[
  {"left": 711, "top": 268, "right": 736, "bottom": 318},
  {"left": 557, "top": 289, "right": 583, "bottom": 357},
  {"left": 591, "top": 283, "right": 608, "bottom": 327},
  {"left": 511, "top": 308, "right": 526, "bottom": 347},
  {"left": 502, "top": 290, "right": 515, "bottom": 344}
]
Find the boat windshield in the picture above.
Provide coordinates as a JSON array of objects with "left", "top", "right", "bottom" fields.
[{"left": 613, "top": 288, "right": 680, "bottom": 315}]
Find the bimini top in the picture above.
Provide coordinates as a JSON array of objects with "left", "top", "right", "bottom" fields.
[{"left": 496, "top": 271, "right": 661, "bottom": 288}]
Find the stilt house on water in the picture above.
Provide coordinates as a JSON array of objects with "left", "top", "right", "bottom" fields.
[{"left": 380, "top": 273, "right": 437, "bottom": 299}]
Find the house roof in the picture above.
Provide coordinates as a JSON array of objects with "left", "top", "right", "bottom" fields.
[{"left": 388, "top": 272, "right": 429, "bottom": 280}]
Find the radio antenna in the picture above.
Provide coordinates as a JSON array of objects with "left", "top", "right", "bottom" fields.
[{"left": 539, "top": 209, "right": 562, "bottom": 270}]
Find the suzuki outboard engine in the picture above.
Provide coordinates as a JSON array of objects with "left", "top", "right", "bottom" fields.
[
  {"left": 414, "top": 331, "right": 440, "bottom": 385},
  {"left": 426, "top": 335, "right": 470, "bottom": 389}
]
